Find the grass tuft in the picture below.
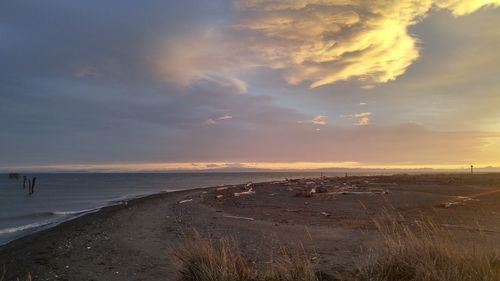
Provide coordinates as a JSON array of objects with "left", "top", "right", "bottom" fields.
[
  {"left": 175, "top": 235, "right": 322, "bottom": 281},
  {"left": 175, "top": 236, "right": 253, "bottom": 281},
  {"left": 357, "top": 213, "right": 500, "bottom": 281}
]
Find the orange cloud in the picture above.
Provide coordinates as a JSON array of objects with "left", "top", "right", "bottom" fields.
[
  {"left": 355, "top": 112, "right": 372, "bottom": 126},
  {"left": 311, "top": 115, "right": 327, "bottom": 125}
]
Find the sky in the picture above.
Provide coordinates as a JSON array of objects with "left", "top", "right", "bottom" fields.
[{"left": 1, "top": 0, "right": 500, "bottom": 172}]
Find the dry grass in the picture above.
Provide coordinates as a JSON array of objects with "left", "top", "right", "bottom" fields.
[
  {"left": 16, "top": 273, "right": 32, "bottom": 281},
  {"left": 175, "top": 215, "right": 500, "bottom": 281},
  {"left": 1, "top": 265, "right": 31, "bottom": 281},
  {"left": 357, "top": 213, "right": 500, "bottom": 281},
  {"left": 175, "top": 236, "right": 322, "bottom": 281}
]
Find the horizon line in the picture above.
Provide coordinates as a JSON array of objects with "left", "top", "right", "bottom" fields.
[{"left": 1, "top": 162, "right": 498, "bottom": 173}]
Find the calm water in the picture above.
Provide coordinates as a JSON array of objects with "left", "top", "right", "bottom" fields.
[{"left": 0, "top": 172, "right": 333, "bottom": 245}]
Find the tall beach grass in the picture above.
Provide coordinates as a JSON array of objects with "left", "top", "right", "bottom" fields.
[{"left": 175, "top": 215, "right": 500, "bottom": 281}]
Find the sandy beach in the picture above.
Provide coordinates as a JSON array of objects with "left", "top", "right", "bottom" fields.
[{"left": 1, "top": 173, "right": 500, "bottom": 280}]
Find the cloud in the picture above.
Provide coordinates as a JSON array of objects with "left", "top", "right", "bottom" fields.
[
  {"left": 342, "top": 112, "right": 372, "bottom": 125},
  {"left": 233, "top": 0, "right": 500, "bottom": 88},
  {"left": 204, "top": 115, "right": 234, "bottom": 125},
  {"left": 311, "top": 115, "right": 327, "bottom": 125},
  {"left": 152, "top": 1, "right": 499, "bottom": 90},
  {"left": 355, "top": 112, "right": 372, "bottom": 126},
  {"left": 218, "top": 115, "right": 233, "bottom": 120},
  {"left": 203, "top": 118, "right": 217, "bottom": 125},
  {"left": 154, "top": 29, "right": 250, "bottom": 94},
  {"left": 435, "top": 0, "right": 500, "bottom": 16},
  {"left": 298, "top": 115, "right": 327, "bottom": 125},
  {"left": 75, "top": 66, "right": 101, "bottom": 78},
  {"left": 2, "top": 1, "right": 500, "bottom": 169}
]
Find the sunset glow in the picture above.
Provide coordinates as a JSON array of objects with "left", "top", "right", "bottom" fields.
[{"left": 1, "top": 0, "right": 500, "bottom": 171}]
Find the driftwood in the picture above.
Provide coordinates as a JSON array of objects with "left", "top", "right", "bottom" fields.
[
  {"left": 341, "top": 190, "right": 388, "bottom": 195},
  {"left": 222, "top": 215, "right": 255, "bottom": 221},
  {"left": 320, "top": 211, "right": 331, "bottom": 217},
  {"left": 234, "top": 188, "right": 255, "bottom": 197},
  {"left": 295, "top": 191, "right": 313, "bottom": 198}
]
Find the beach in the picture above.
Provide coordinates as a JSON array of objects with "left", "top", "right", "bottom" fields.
[{"left": 1, "top": 173, "right": 500, "bottom": 280}]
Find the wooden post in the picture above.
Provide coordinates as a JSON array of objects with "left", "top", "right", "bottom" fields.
[
  {"left": 23, "top": 176, "right": 27, "bottom": 189},
  {"left": 470, "top": 165, "right": 473, "bottom": 175},
  {"left": 30, "top": 177, "right": 37, "bottom": 195}
]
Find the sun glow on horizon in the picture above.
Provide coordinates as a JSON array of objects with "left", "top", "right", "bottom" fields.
[{"left": 3, "top": 161, "right": 500, "bottom": 172}]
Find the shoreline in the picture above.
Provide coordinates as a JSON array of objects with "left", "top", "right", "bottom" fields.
[
  {"left": 0, "top": 186, "right": 204, "bottom": 251},
  {"left": 1, "top": 174, "right": 499, "bottom": 280},
  {"left": 0, "top": 173, "right": 300, "bottom": 248}
]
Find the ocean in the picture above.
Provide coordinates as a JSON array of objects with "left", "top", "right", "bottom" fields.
[{"left": 0, "top": 172, "right": 331, "bottom": 245}]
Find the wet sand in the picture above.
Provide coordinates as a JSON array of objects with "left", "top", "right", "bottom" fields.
[{"left": 1, "top": 173, "right": 500, "bottom": 280}]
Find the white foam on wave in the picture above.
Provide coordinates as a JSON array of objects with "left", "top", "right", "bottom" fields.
[
  {"left": 0, "top": 220, "right": 54, "bottom": 234},
  {"left": 0, "top": 207, "right": 102, "bottom": 237}
]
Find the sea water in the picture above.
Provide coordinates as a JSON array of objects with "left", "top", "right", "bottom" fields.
[{"left": 0, "top": 172, "right": 330, "bottom": 245}]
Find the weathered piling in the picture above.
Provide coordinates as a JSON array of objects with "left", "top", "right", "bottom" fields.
[
  {"left": 29, "top": 177, "right": 37, "bottom": 195},
  {"left": 27, "top": 179, "right": 32, "bottom": 195},
  {"left": 8, "top": 173, "right": 20, "bottom": 180}
]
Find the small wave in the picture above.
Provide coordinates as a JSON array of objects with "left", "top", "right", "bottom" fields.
[
  {"left": 0, "top": 207, "right": 100, "bottom": 221},
  {"left": 0, "top": 211, "right": 55, "bottom": 220},
  {"left": 0, "top": 220, "right": 54, "bottom": 234},
  {"left": 52, "top": 208, "right": 99, "bottom": 216},
  {"left": 0, "top": 207, "right": 101, "bottom": 236}
]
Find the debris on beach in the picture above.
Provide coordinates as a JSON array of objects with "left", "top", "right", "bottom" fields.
[
  {"left": 341, "top": 190, "right": 389, "bottom": 195},
  {"left": 438, "top": 196, "right": 476, "bottom": 208},
  {"left": 178, "top": 199, "right": 193, "bottom": 204},
  {"left": 222, "top": 215, "right": 255, "bottom": 221},
  {"left": 320, "top": 211, "right": 331, "bottom": 217},
  {"left": 315, "top": 186, "right": 328, "bottom": 193},
  {"left": 216, "top": 186, "right": 229, "bottom": 191},
  {"left": 215, "top": 195, "right": 223, "bottom": 199},
  {"left": 295, "top": 190, "right": 314, "bottom": 198},
  {"left": 306, "top": 181, "right": 316, "bottom": 187},
  {"left": 234, "top": 187, "right": 255, "bottom": 197}
]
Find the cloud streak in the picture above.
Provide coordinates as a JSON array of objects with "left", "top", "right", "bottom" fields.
[{"left": 204, "top": 115, "right": 234, "bottom": 125}]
